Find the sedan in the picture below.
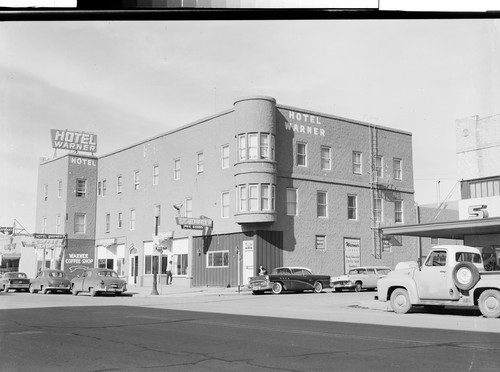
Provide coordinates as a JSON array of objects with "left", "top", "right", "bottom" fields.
[
  {"left": 30, "top": 269, "right": 71, "bottom": 294},
  {"left": 331, "top": 266, "right": 391, "bottom": 292},
  {"left": 248, "top": 267, "right": 331, "bottom": 295},
  {"left": 71, "top": 268, "right": 127, "bottom": 296},
  {"left": 1, "top": 272, "right": 30, "bottom": 292}
]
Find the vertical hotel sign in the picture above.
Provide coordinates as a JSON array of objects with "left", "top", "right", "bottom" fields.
[{"left": 51, "top": 129, "right": 97, "bottom": 153}]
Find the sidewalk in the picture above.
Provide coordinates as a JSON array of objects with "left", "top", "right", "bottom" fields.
[{"left": 126, "top": 283, "right": 252, "bottom": 298}]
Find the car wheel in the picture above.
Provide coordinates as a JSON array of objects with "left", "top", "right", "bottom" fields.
[
  {"left": 41, "top": 286, "right": 49, "bottom": 294},
  {"left": 252, "top": 290, "right": 264, "bottom": 295},
  {"left": 390, "top": 288, "right": 412, "bottom": 314},
  {"left": 3, "top": 287, "right": 8, "bottom": 293},
  {"left": 29, "top": 285, "right": 37, "bottom": 294},
  {"left": 271, "top": 282, "right": 283, "bottom": 295},
  {"left": 355, "top": 282, "right": 362, "bottom": 292},
  {"left": 90, "top": 287, "right": 98, "bottom": 297},
  {"left": 334, "top": 288, "right": 342, "bottom": 292},
  {"left": 313, "top": 281, "right": 323, "bottom": 293},
  {"left": 478, "top": 289, "right": 500, "bottom": 318},
  {"left": 71, "top": 286, "right": 79, "bottom": 296},
  {"left": 452, "top": 262, "right": 480, "bottom": 291}
]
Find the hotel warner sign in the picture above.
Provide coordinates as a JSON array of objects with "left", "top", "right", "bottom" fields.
[{"left": 51, "top": 129, "right": 97, "bottom": 153}]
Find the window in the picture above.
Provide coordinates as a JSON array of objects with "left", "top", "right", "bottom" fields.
[
  {"left": 172, "top": 254, "right": 188, "bottom": 275},
  {"left": 348, "top": 195, "right": 357, "bottom": 220},
  {"left": 249, "top": 184, "right": 259, "bottom": 211},
  {"left": 321, "top": 146, "right": 331, "bottom": 170},
  {"left": 239, "top": 186, "right": 247, "bottom": 212},
  {"left": 248, "top": 133, "right": 258, "bottom": 159},
  {"left": 55, "top": 215, "right": 61, "bottom": 234},
  {"left": 287, "top": 188, "right": 298, "bottom": 216},
  {"left": 238, "top": 133, "right": 275, "bottom": 161},
  {"left": 374, "top": 194, "right": 383, "bottom": 223},
  {"left": 154, "top": 204, "right": 161, "bottom": 227},
  {"left": 129, "top": 209, "right": 135, "bottom": 231},
  {"left": 102, "top": 179, "right": 107, "bottom": 196},
  {"left": 261, "top": 184, "right": 275, "bottom": 211},
  {"left": 353, "top": 152, "right": 362, "bottom": 174},
  {"left": 297, "top": 142, "right": 307, "bottom": 166},
  {"left": 174, "top": 159, "right": 181, "bottom": 180},
  {"left": 375, "top": 156, "right": 383, "bottom": 179},
  {"left": 118, "top": 212, "right": 123, "bottom": 229},
  {"left": 134, "top": 171, "right": 139, "bottom": 190},
  {"left": 76, "top": 179, "right": 86, "bottom": 197},
  {"left": 117, "top": 176, "right": 122, "bottom": 194},
  {"left": 425, "top": 250, "right": 447, "bottom": 267},
  {"left": 185, "top": 198, "right": 193, "bottom": 217},
  {"left": 395, "top": 200, "right": 403, "bottom": 223},
  {"left": 221, "top": 192, "right": 230, "bottom": 218},
  {"left": 144, "top": 243, "right": 157, "bottom": 275},
  {"left": 105, "top": 213, "right": 110, "bottom": 233},
  {"left": 393, "top": 158, "right": 402, "bottom": 180},
  {"left": 238, "top": 134, "right": 247, "bottom": 161},
  {"left": 58, "top": 180, "right": 62, "bottom": 198},
  {"left": 260, "top": 134, "right": 270, "bottom": 159},
  {"left": 238, "top": 184, "right": 275, "bottom": 212},
  {"left": 469, "top": 179, "right": 500, "bottom": 199},
  {"left": 316, "top": 235, "right": 326, "bottom": 250},
  {"left": 221, "top": 145, "right": 230, "bottom": 169},
  {"left": 317, "top": 191, "right": 328, "bottom": 218},
  {"left": 153, "top": 165, "right": 159, "bottom": 185},
  {"left": 97, "top": 181, "right": 101, "bottom": 196},
  {"left": 207, "top": 251, "right": 229, "bottom": 267},
  {"left": 42, "top": 217, "right": 47, "bottom": 233},
  {"left": 196, "top": 152, "right": 204, "bottom": 174},
  {"left": 74, "top": 213, "right": 86, "bottom": 233}
]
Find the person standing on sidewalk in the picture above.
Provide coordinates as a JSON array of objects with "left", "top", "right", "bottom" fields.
[{"left": 166, "top": 260, "right": 173, "bottom": 284}]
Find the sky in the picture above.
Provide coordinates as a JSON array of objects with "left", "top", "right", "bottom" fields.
[{"left": 1, "top": 19, "right": 500, "bottom": 233}]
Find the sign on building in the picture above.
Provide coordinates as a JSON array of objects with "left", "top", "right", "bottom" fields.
[
  {"left": 176, "top": 217, "right": 213, "bottom": 230},
  {"left": 50, "top": 129, "right": 97, "bottom": 153},
  {"left": 344, "top": 238, "right": 361, "bottom": 274}
]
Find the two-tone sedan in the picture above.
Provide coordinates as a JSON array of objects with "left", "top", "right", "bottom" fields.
[
  {"left": 331, "top": 266, "right": 391, "bottom": 292},
  {"left": 1, "top": 272, "right": 30, "bottom": 292},
  {"left": 71, "top": 268, "right": 127, "bottom": 296},
  {"left": 248, "top": 267, "right": 331, "bottom": 295},
  {"left": 30, "top": 269, "right": 71, "bottom": 294}
]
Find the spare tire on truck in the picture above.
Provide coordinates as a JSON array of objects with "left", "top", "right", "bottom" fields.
[{"left": 452, "top": 262, "right": 480, "bottom": 290}]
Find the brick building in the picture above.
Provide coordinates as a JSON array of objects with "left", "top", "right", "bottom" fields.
[{"left": 33, "top": 96, "right": 417, "bottom": 288}]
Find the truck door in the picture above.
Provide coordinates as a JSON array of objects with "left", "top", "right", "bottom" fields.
[{"left": 414, "top": 250, "right": 451, "bottom": 300}]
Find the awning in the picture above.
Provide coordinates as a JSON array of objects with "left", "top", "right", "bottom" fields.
[{"left": 381, "top": 217, "right": 500, "bottom": 240}]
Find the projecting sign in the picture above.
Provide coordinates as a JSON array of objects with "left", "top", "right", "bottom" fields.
[
  {"left": 176, "top": 217, "right": 213, "bottom": 230},
  {"left": 51, "top": 129, "right": 97, "bottom": 153}
]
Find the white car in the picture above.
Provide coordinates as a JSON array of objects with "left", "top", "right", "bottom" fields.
[{"left": 331, "top": 266, "right": 391, "bottom": 292}]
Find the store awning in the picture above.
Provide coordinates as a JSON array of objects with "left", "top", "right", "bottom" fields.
[{"left": 381, "top": 217, "right": 500, "bottom": 240}]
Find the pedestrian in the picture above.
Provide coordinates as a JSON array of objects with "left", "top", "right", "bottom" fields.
[
  {"left": 166, "top": 260, "right": 173, "bottom": 284},
  {"left": 258, "top": 265, "right": 267, "bottom": 275}
]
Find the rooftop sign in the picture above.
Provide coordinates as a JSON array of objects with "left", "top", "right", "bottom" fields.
[{"left": 51, "top": 129, "right": 97, "bottom": 153}]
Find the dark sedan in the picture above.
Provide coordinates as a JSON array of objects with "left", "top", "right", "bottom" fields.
[
  {"left": 71, "top": 268, "right": 128, "bottom": 296},
  {"left": 30, "top": 269, "right": 71, "bottom": 294},
  {"left": 1, "top": 272, "right": 30, "bottom": 292},
  {"left": 248, "top": 267, "right": 331, "bottom": 295}
]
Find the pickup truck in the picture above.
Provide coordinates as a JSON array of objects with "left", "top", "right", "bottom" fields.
[{"left": 377, "top": 245, "right": 500, "bottom": 318}]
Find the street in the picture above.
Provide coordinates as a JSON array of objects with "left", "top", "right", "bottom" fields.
[{"left": 1, "top": 289, "right": 499, "bottom": 371}]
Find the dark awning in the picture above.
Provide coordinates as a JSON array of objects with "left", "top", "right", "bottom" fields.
[{"left": 381, "top": 217, "right": 500, "bottom": 240}]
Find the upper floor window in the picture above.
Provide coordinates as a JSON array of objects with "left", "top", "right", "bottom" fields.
[
  {"left": 55, "top": 215, "right": 61, "bottom": 234},
  {"left": 297, "top": 142, "right": 307, "bottom": 167},
  {"left": 395, "top": 200, "right": 403, "bottom": 223},
  {"left": 174, "top": 159, "right": 181, "bottom": 180},
  {"left": 134, "top": 171, "right": 140, "bottom": 190},
  {"left": 129, "top": 209, "right": 136, "bottom": 230},
  {"left": 154, "top": 204, "right": 161, "bottom": 227},
  {"left": 393, "top": 158, "right": 402, "bottom": 180},
  {"left": 321, "top": 146, "right": 331, "bottom": 170},
  {"left": 185, "top": 198, "right": 193, "bottom": 217},
  {"left": 317, "top": 191, "right": 328, "bottom": 218},
  {"left": 74, "top": 213, "right": 86, "bottom": 233},
  {"left": 238, "top": 184, "right": 275, "bottom": 213},
  {"left": 117, "top": 176, "right": 122, "bottom": 194},
  {"left": 287, "top": 188, "right": 298, "bottom": 216},
  {"left": 238, "top": 133, "right": 275, "bottom": 161},
  {"left": 221, "top": 191, "right": 230, "bottom": 218},
  {"left": 153, "top": 165, "right": 159, "bottom": 185},
  {"left": 76, "top": 179, "right": 87, "bottom": 197},
  {"left": 58, "top": 180, "right": 62, "bottom": 198},
  {"left": 261, "top": 184, "right": 275, "bottom": 211},
  {"left": 348, "top": 194, "right": 357, "bottom": 220},
  {"left": 97, "top": 181, "right": 101, "bottom": 196},
  {"left": 196, "top": 152, "right": 204, "bottom": 174},
  {"left": 117, "top": 212, "right": 123, "bottom": 229},
  {"left": 221, "top": 145, "right": 230, "bottom": 169},
  {"left": 105, "top": 213, "right": 110, "bottom": 233},
  {"left": 353, "top": 152, "right": 362, "bottom": 174},
  {"left": 42, "top": 217, "right": 47, "bottom": 233},
  {"left": 469, "top": 179, "right": 500, "bottom": 199},
  {"left": 102, "top": 179, "right": 107, "bottom": 196}
]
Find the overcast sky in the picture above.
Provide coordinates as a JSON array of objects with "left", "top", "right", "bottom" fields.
[{"left": 1, "top": 19, "right": 500, "bottom": 232}]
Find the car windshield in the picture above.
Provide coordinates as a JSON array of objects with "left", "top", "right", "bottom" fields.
[
  {"left": 292, "top": 268, "right": 312, "bottom": 275},
  {"left": 348, "top": 269, "right": 365, "bottom": 275},
  {"left": 6, "top": 273, "right": 27, "bottom": 278},
  {"left": 49, "top": 271, "right": 64, "bottom": 277},
  {"left": 98, "top": 271, "right": 118, "bottom": 277}
]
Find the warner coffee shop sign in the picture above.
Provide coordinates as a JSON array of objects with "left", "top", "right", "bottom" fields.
[{"left": 51, "top": 129, "right": 97, "bottom": 153}]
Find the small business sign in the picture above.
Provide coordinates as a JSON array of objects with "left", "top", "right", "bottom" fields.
[
  {"left": 34, "top": 233, "right": 65, "bottom": 250},
  {"left": 51, "top": 129, "right": 97, "bottom": 153},
  {"left": 344, "top": 238, "right": 361, "bottom": 273},
  {"left": 176, "top": 217, "right": 213, "bottom": 230},
  {"left": 0, "top": 227, "right": 14, "bottom": 235}
]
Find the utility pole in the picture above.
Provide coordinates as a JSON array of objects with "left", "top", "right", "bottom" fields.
[{"left": 151, "top": 216, "right": 160, "bottom": 296}]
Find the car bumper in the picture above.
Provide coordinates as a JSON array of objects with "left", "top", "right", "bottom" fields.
[
  {"left": 97, "top": 286, "right": 126, "bottom": 293},
  {"left": 6, "top": 284, "right": 30, "bottom": 290},
  {"left": 247, "top": 283, "right": 272, "bottom": 292},
  {"left": 46, "top": 285, "right": 71, "bottom": 291},
  {"left": 332, "top": 282, "right": 355, "bottom": 290}
]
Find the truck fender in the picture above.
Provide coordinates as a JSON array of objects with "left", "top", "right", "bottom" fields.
[{"left": 386, "top": 279, "right": 419, "bottom": 304}]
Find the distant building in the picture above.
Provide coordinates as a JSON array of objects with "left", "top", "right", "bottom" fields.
[{"left": 33, "top": 96, "right": 417, "bottom": 287}]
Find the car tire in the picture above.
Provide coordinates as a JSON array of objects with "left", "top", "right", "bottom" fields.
[
  {"left": 29, "top": 285, "right": 37, "bottom": 294},
  {"left": 452, "top": 262, "right": 480, "bottom": 291},
  {"left": 271, "top": 282, "right": 283, "bottom": 295},
  {"left": 390, "top": 288, "right": 412, "bottom": 314},
  {"left": 41, "top": 286, "right": 49, "bottom": 294},
  {"left": 90, "top": 287, "right": 98, "bottom": 297},
  {"left": 3, "top": 287, "right": 8, "bottom": 293},
  {"left": 334, "top": 288, "right": 342, "bottom": 292},
  {"left": 252, "top": 290, "right": 264, "bottom": 295},
  {"left": 313, "top": 281, "right": 323, "bottom": 293},
  {"left": 478, "top": 289, "right": 500, "bottom": 318},
  {"left": 355, "top": 282, "right": 362, "bottom": 292}
]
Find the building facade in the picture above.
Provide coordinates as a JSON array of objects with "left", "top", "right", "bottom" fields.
[{"left": 35, "top": 96, "right": 417, "bottom": 287}]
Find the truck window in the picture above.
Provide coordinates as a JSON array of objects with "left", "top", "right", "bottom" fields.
[
  {"left": 425, "top": 250, "right": 447, "bottom": 267},
  {"left": 455, "top": 252, "right": 481, "bottom": 263}
]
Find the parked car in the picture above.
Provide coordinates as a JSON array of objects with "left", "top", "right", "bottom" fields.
[
  {"left": 30, "top": 269, "right": 71, "bottom": 294},
  {"left": 1, "top": 272, "right": 30, "bottom": 292},
  {"left": 71, "top": 268, "right": 127, "bottom": 296},
  {"left": 331, "top": 266, "right": 391, "bottom": 292},
  {"left": 248, "top": 267, "right": 332, "bottom": 295}
]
